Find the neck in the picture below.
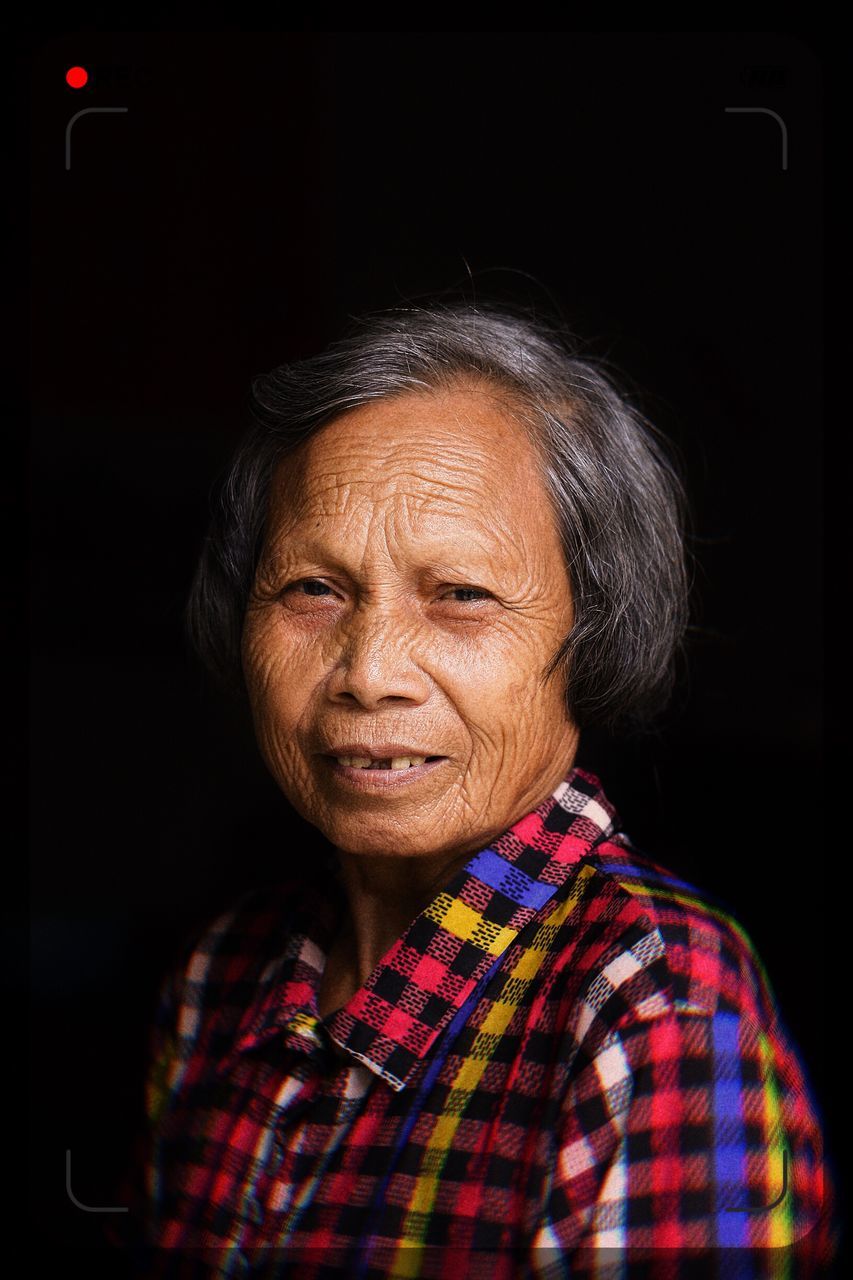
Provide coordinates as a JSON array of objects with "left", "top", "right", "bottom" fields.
[
  {"left": 324, "top": 745, "right": 579, "bottom": 992},
  {"left": 328, "top": 841, "right": 475, "bottom": 988}
]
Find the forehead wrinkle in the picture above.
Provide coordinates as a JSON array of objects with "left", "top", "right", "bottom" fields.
[
  {"left": 299, "top": 411, "right": 530, "bottom": 489},
  {"left": 264, "top": 399, "right": 556, "bottom": 577},
  {"left": 383, "top": 494, "right": 531, "bottom": 571},
  {"left": 260, "top": 479, "right": 539, "bottom": 594},
  {"left": 273, "top": 386, "right": 547, "bottom": 497},
  {"left": 391, "top": 490, "right": 534, "bottom": 572},
  {"left": 292, "top": 459, "right": 507, "bottom": 516},
  {"left": 270, "top": 455, "right": 530, "bottom": 543},
  {"left": 371, "top": 441, "right": 514, "bottom": 488}
]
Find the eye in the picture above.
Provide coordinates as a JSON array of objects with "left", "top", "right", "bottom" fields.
[
  {"left": 281, "top": 577, "right": 337, "bottom": 599},
  {"left": 442, "top": 586, "right": 491, "bottom": 603}
]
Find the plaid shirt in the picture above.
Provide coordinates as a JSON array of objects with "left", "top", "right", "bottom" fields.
[{"left": 112, "top": 766, "right": 837, "bottom": 1278}]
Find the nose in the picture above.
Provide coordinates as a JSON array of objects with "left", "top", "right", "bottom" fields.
[{"left": 326, "top": 601, "right": 431, "bottom": 709}]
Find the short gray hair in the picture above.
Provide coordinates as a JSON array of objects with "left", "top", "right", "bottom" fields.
[{"left": 185, "top": 300, "right": 689, "bottom": 732}]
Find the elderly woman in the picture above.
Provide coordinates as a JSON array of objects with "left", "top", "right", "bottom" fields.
[{"left": 118, "top": 303, "right": 835, "bottom": 1278}]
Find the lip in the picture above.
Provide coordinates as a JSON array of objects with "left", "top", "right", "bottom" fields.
[
  {"left": 321, "top": 752, "right": 448, "bottom": 791},
  {"left": 323, "top": 743, "right": 445, "bottom": 761}
]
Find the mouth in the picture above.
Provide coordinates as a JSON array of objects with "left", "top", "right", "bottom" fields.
[
  {"left": 330, "top": 753, "right": 444, "bottom": 770},
  {"left": 321, "top": 754, "right": 448, "bottom": 788}
]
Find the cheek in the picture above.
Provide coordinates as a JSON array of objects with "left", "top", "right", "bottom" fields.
[
  {"left": 437, "top": 630, "right": 548, "bottom": 747},
  {"left": 466, "top": 611, "right": 569, "bottom": 743},
  {"left": 448, "top": 621, "right": 544, "bottom": 693},
  {"left": 242, "top": 616, "right": 320, "bottom": 736}
]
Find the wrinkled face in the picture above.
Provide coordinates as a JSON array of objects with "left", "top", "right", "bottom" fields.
[{"left": 241, "top": 384, "right": 578, "bottom": 863}]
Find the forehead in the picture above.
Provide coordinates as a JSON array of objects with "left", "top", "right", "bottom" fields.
[{"left": 266, "top": 387, "right": 555, "bottom": 537}]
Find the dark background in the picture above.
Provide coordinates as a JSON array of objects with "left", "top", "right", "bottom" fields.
[{"left": 22, "top": 27, "right": 835, "bottom": 1269}]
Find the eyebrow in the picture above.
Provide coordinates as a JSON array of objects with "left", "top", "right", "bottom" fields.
[{"left": 265, "top": 533, "right": 509, "bottom": 580}]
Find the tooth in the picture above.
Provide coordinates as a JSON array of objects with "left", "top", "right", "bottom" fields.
[{"left": 336, "top": 755, "right": 428, "bottom": 770}]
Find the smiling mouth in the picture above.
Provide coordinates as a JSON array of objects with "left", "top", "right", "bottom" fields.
[{"left": 328, "top": 755, "right": 445, "bottom": 771}]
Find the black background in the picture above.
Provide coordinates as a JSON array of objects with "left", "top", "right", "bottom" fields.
[{"left": 22, "top": 28, "right": 835, "bottom": 1270}]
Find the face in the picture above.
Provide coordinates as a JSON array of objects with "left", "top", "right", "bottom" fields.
[{"left": 241, "top": 383, "right": 579, "bottom": 865}]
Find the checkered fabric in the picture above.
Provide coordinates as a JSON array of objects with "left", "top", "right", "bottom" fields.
[{"left": 110, "top": 767, "right": 837, "bottom": 1278}]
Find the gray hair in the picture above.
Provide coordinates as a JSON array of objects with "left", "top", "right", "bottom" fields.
[{"left": 185, "top": 300, "right": 690, "bottom": 732}]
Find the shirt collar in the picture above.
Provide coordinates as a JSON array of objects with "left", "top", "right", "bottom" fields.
[{"left": 225, "top": 764, "right": 617, "bottom": 1091}]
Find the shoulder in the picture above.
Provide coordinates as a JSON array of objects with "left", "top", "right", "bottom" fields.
[
  {"left": 545, "top": 837, "right": 836, "bottom": 1261},
  {"left": 552, "top": 832, "right": 781, "bottom": 1044},
  {"left": 155, "top": 873, "right": 318, "bottom": 1031}
]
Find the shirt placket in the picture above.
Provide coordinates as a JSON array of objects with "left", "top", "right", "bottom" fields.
[{"left": 223, "top": 1010, "right": 359, "bottom": 1278}]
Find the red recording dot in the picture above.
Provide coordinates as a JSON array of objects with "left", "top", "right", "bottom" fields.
[{"left": 66, "top": 66, "right": 88, "bottom": 89}]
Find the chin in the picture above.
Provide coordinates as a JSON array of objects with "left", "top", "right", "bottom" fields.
[{"left": 326, "top": 823, "right": 449, "bottom": 861}]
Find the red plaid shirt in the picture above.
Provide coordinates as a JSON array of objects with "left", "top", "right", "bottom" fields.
[{"left": 111, "top": 766, "right": 837, "bottom": 1277}]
